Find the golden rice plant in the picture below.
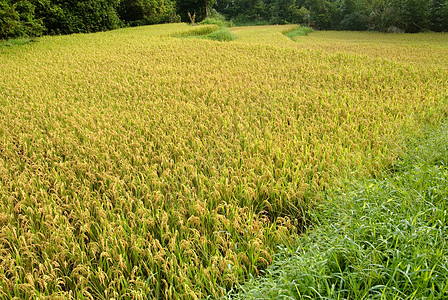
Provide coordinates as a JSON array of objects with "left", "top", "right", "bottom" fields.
[{"left": 0, "top": 24, "right": 447, "bottom": 298}]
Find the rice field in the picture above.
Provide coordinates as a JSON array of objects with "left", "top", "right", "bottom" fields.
[{"left": 0, "top": 24, "right": 447, "bottom": 299}]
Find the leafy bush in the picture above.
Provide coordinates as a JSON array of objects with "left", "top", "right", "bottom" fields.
[
  {"left": 53, "top": 0, "right": 122, "bottom": 33},
  {"left": 0, "top": 2, "right": 20, "bottom": 39},
  {"left": 0, "top": 1, "right": 44, "bottom": 39},
  {"left": 339, "top": 12, "right": 368, "bottom": 31},
  {"left": 118, "top": 0, "right": 177, "bottom": 26}
]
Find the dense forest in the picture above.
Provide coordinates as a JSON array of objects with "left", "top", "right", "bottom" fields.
[{"left": 1, "top": 0, "right": 448, "bottom": 39}]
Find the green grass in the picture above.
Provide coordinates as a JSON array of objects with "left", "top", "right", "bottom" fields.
[
  {"left": 202, "top": 28, "right": 237, "bottom": 41},
  {"left": 283, "top": 26, "right": 314, "bottom": 40},
  {"left": 177, "top": 26, "right": 237, "bottom": 41},
  {"left": 0, "top": 37, "right": 35, "bottom": 48},
  {"left": 176, "top": 19, "right": 237, "bottom": 41},
  {"left": 231, "top": 121, "right": 448, "bottom": 299}
]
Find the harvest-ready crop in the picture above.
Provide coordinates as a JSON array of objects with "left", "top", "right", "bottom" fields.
[{"left": 0, "top": 23, "right": 447, "bottom": 298}]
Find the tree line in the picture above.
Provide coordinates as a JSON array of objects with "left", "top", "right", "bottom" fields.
[
  {"left": 1, "top": 0, "right": 179, "bottom": 39},
  {"left": 1, "top": 0, "right": 447, "bottom": 39},
  {"left": 220, "top": 0, "right": 448, "bottom": 32}
]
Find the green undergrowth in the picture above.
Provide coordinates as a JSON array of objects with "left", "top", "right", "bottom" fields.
[
  {"left": 232, "top": 20, "right": 271, "bottom": 27},
  {"left": 201, "top": 28, "right": 237, "bottom": 41},
  {"left": 200, "top": 16, "right": 233, "bottom": 28},
  {"left": 230, "top": 121, "right": 448, "bottom": 299},
  {"left": 283, "top": 26, "right": 313, "bottom": 40},
  {"left": 0, "top": 37, "right": 35, "bottom": 48},
  {"left": 174, "top": 24, "right": 237, "bottom": 41}
]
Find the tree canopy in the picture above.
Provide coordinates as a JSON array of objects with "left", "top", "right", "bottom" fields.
[{"left": 1, "top": 0, "right": 447, "bottom": 39}]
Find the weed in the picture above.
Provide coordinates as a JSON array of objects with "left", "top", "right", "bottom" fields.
[{"left": 232, "top": 121, "right": 448, "bottom": 299}]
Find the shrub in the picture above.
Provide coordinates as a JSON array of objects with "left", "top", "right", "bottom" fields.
[{"left": 0, "top": 1, "right": 44, "bottom": 39}]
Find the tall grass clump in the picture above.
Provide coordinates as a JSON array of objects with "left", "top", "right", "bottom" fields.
[
  {"left": 283, "top": 26, "right": 313, "bottom": 40},
  {"left": 199, "top": 28, "right": 237, "bottom": 41},
  {"left": 0, "top": 23, "right": 447, "bottom": 299},
  {"left": 232, "top": 122, "right": 448, "bottom": 299}
]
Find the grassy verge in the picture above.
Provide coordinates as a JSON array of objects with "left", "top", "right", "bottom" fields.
[{"left": 231, "top": 121, "right": 448, "bottom": 299}]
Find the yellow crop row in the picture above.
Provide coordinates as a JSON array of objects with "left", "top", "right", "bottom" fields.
[{"left": 0, "top": 24, "right": 447, "bottom": 298}]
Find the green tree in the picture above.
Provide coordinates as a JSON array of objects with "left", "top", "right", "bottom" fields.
[
  {"left": 339, "top": 0, "right": 368, "bottom": 30},
  {"left": 429, "top": 0, "right": 448, "bottom": 31},
  {"left": 0, "top": 0, "right": 44, "bottom": 39},
  {"left": 401, "top": 0, "right": 429, "bottom": 32},
  {"left": 177, "top": 0, "right": 216, "bottom": 22},
  {"left": 0, "top": 1, "right": 20, "bottom": 39},
  {"left": 304, "top": 0, "right": 329, "bottom": 29},
  {"left": 49, "top": 0, "right": 121, "bottom": 34},
  {"left": 118, "top": 0, "right": 176, "bottom": 26},
  {"left": 29, "top": 0, "right": 64, "bottom": 35}
]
